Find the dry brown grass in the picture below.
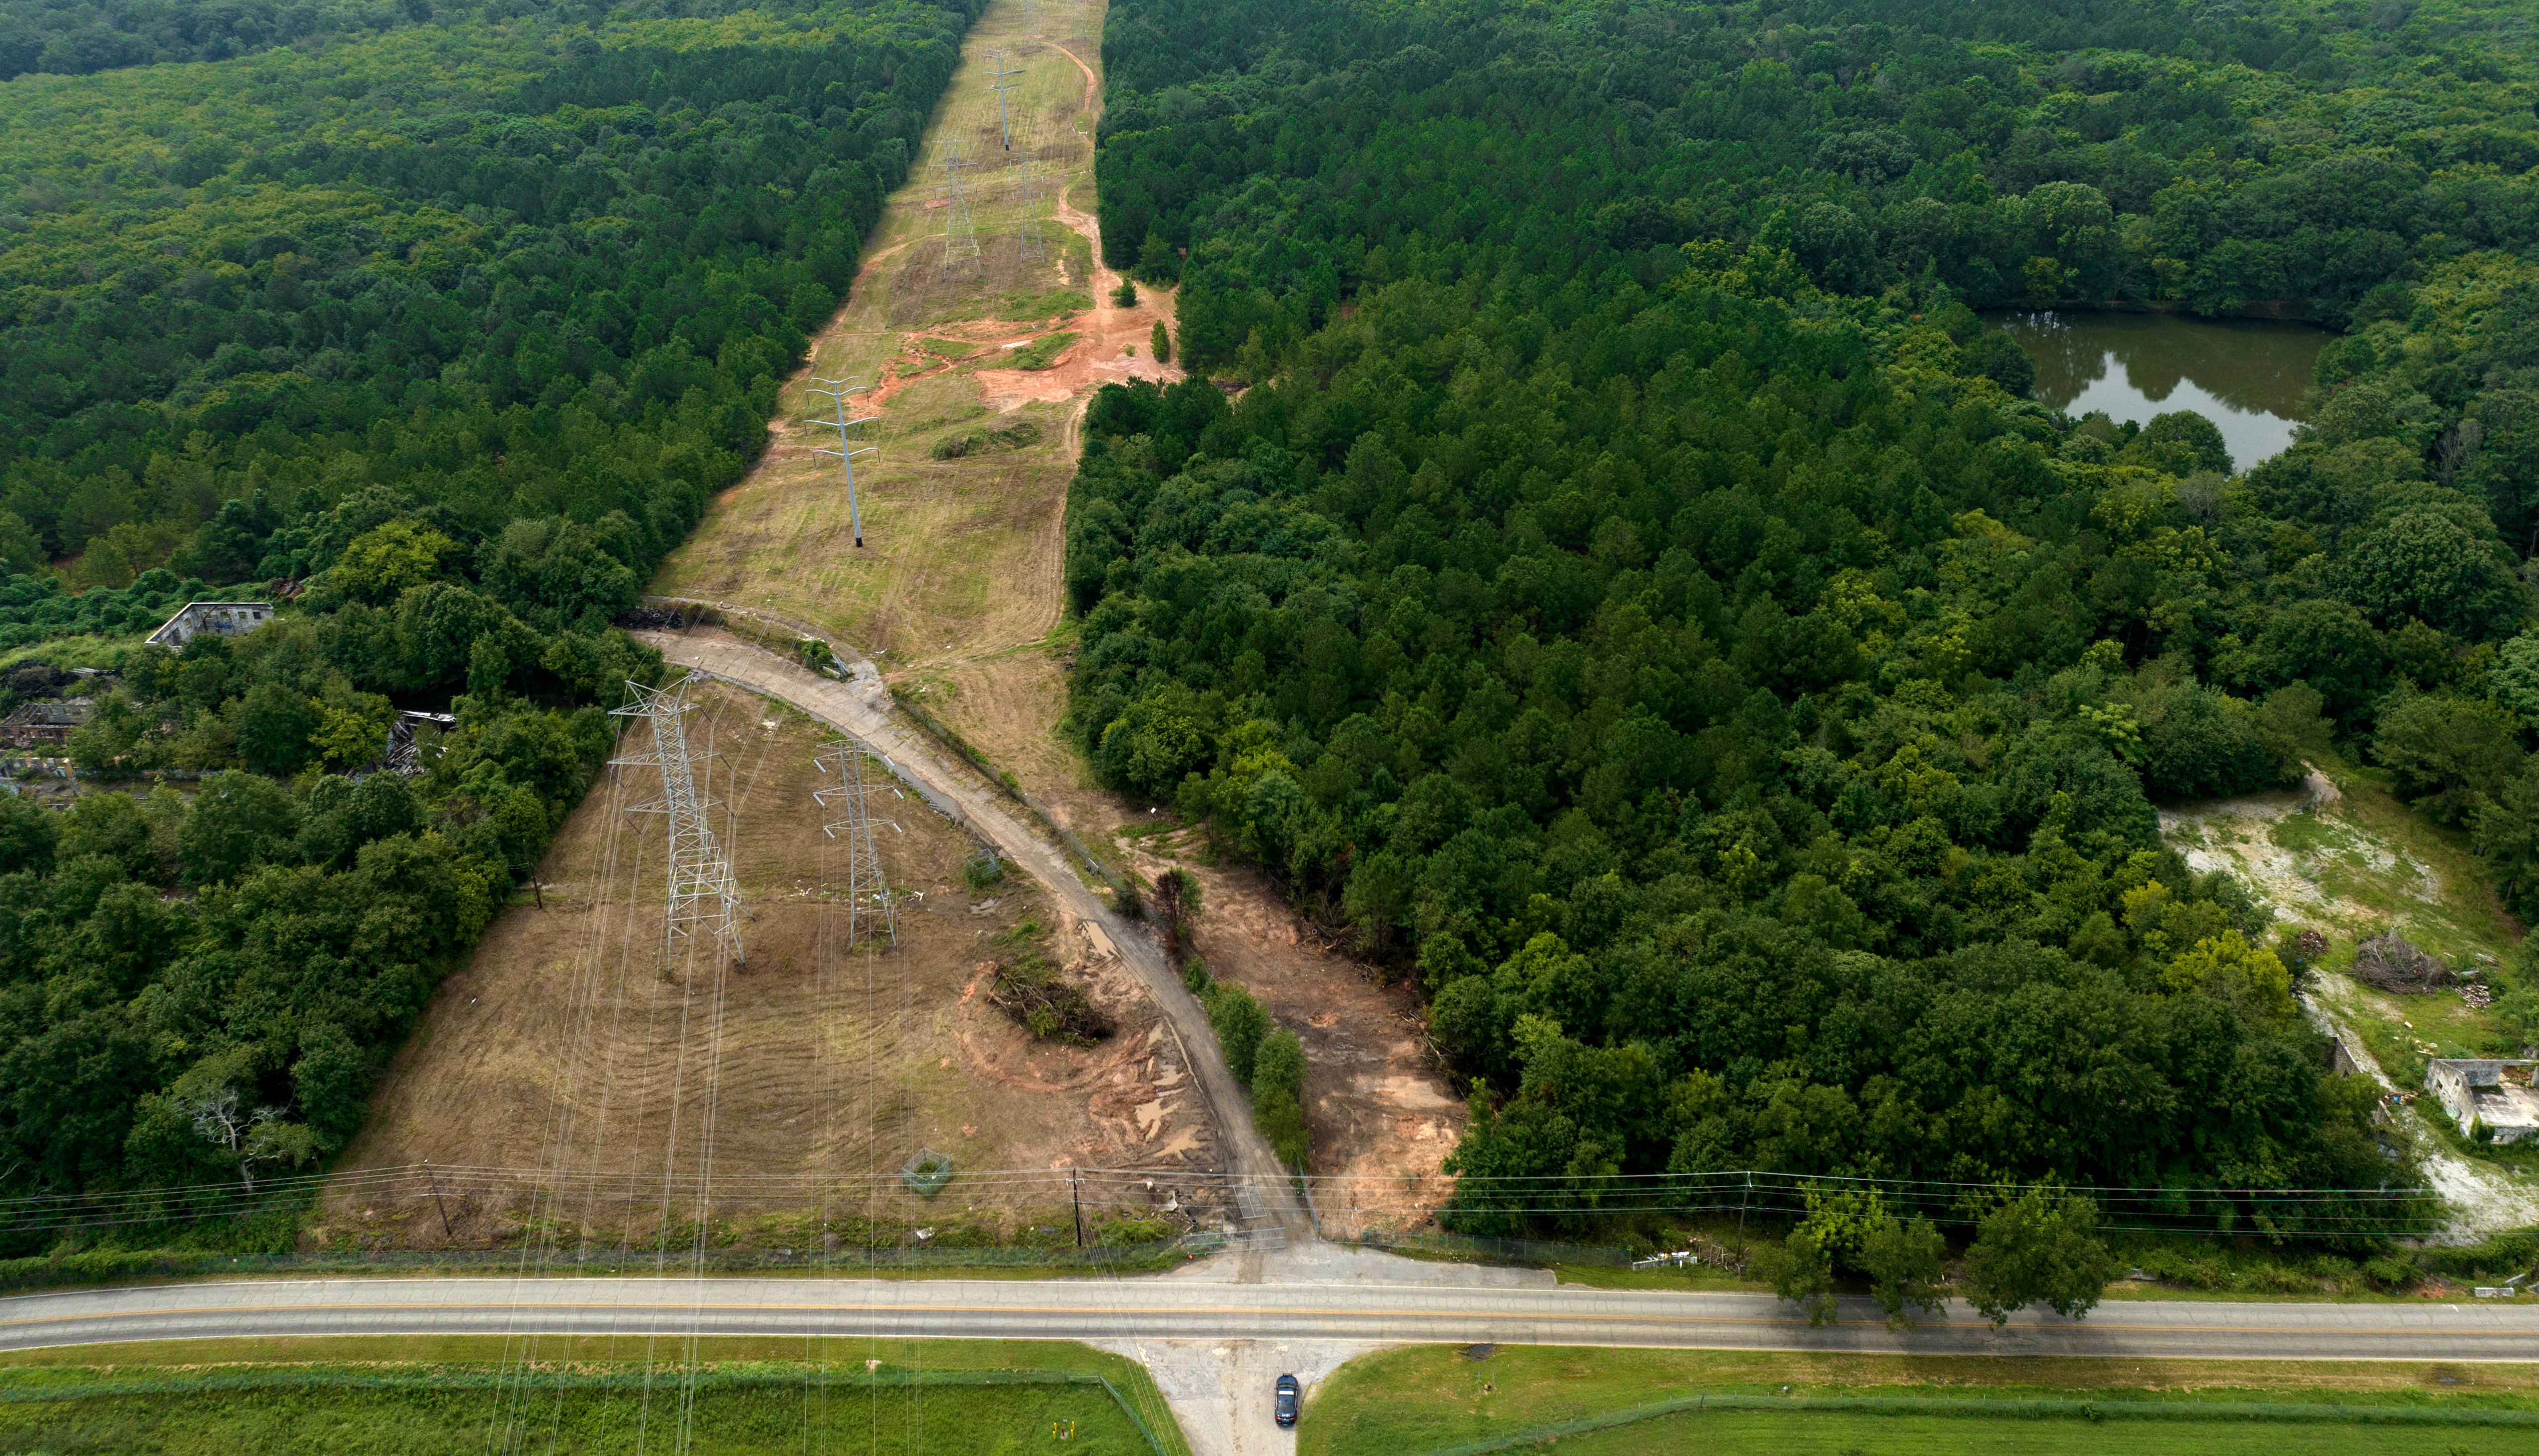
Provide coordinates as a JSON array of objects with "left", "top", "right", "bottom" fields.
[
  {"left": 647, "top": 0, "right": 1177, "bottom": 673},
  {"left": 325, "top": 683, "right": 1222, "bottom": 1253}
]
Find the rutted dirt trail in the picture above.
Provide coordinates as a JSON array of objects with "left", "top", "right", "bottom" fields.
[{"left": 635, "top": 626, "right": 1312, "bottom": 1245}]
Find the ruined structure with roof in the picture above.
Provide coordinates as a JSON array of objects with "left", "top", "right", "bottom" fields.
[
  {"left": 0, "top": 698, "right": 92, "bottom": 749},
  {"left": 2426, "top": 1059, "right": 2539, "bottom": 1145},
  {"left": 145, "top": 601, "right": 273, "bottom": 650}
]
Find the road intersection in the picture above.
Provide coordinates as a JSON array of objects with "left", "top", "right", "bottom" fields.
[{"left": 9, "top": 1246, "right": 2539, "bottom": 1361}]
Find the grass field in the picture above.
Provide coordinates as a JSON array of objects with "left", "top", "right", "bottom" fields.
[
  {"left": 1298, "top": 1345, "right": 2539, "bottom": 1456},
  {"left": 329, "top": 679, "right": 1222, "bottom": 1254},
  {"left": 649, "top": 0, "right": 1176, "bottom": 676},
  {"left": 1482, "top": 1406, "right": 2534, "bottom": 1454},
  {"left": 0, "top": 1337, "right": 1184, "bottom": 1456}
]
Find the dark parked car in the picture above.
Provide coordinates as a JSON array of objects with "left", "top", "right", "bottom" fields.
[{"left": 1274, "top": 1374, "right": 1300, "bottom": 1427}]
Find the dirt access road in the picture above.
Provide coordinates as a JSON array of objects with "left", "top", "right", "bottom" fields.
[
  {"left": 636, "top": 627, "right": 1311, "bottom": 1248},
  {"left": 334, "top": 682, "right": 1222, "bottom": 1247}
]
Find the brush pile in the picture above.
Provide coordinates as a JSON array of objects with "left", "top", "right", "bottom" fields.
[
  {"left": 2351, "top": 931, "right": 2455, "bottom": 995},
  {"left": 988, "top": 952, "right": 1111, "bottom": 1046}
]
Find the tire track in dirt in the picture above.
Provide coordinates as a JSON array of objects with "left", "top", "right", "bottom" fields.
[{"left": 637, "top": 627, "right": 1315, "bottom": 1243}]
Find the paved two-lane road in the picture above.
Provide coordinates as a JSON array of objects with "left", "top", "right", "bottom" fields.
[{"left": 9, "top": 1262, "right": 2539, "bottom": 1361}]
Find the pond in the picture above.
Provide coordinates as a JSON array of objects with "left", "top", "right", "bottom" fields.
[{"left": 1991, "top": 310, "right": 2331, "bottom": 469}]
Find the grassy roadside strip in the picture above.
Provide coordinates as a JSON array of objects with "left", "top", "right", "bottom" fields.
[
  {"left": 1468, "top": 1406, "right": 2539, "bottom": 1456},
  {"left": 0, "top": 1236, "right": 1215, "bottom": 1295},
  {"left": 0, "top": 1336, "right": 1190, "bottom": 1456},
  {"left": 1299, "top": 1346, "right": 2539, "bottom": 1456},
  {"left": 1397, "top": 1390, "right": 2539, "bottom": 1456}
]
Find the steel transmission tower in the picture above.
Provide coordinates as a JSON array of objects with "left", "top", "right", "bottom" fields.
[
  {"left": 987, "top": 51, "right": 1022, "bottom": 151},
  {"left": 931, "top": 137, "right": 979, "bottom": 278},
  {"left": 804, "top": 375, "right": 878, "bottom": 547},
  {"left": 611, "top": 673, "right": 746, "bottom": 971},
  {"left": 814, "top": 742, "right": 898, "bottom": 948}
]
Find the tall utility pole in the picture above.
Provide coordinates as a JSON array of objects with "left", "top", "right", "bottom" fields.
[
  {"left": 813, "top": 741, "right": 898, "bottom": 949},
  {"left": 931, "top": 137, "right": 979, "bottom": 278},
  {"left": 611, "top": 672, "right": 746, "bottom": 972},
  {"left": 987, "top": 51, "right": 1023, "bottom": 151},
  {"left": 804, "top": 375, "right": 878, "bottom": 547}
]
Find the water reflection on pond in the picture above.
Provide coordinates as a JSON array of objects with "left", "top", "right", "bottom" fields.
[{"left": 1992, "top": 310, "right": 2330, "bottom": 468}]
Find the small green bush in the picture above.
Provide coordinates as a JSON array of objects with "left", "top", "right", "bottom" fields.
[
  {"left": 2364, "top": 1253, "right": 2422, "bottom": 1290},
  {"left": 962, "top": 849, "right": 1005, "bottom": 891},
  {"left": 1255, "top": 1082, "right": 1308, "bottom": 1169},
  {"left": 929, "top": 421, "right": 1043, "bottom": 460},
  {"left": 1094, "top": 1215, "right": 1175, "bottom": 1247},
  {"left": 1252, "top": 1028, "right": 1305, "bottom": 1102},
  {"left": 1204, "top": 981, "right": 1268, "bottom": 1083}
]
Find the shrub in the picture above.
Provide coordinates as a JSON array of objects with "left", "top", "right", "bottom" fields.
[
  {"left": 963, "top": 849, "right": 1006, "bottom": 891},
  {"left": 1255, "top": 1082, "right": 1308, "bottom": 1168},
  {"left": 2363, "top": 1253, "right": 2422, "bottom": 1290},
  {"left": 1204, "top": 982, "right": 1269, "bottom": 1083}
]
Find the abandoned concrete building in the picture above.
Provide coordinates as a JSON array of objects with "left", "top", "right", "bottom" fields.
[
  {"left": 0, "top": 698, "right": 93, "bottom": 749},
  {"left": 2425, "top": 1058, "right": 2539, "bottom": 1145},
  {"left": 145, "top": 601, "right": 273, "bottom": 650}
]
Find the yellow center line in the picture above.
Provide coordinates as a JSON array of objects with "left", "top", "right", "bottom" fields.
[{"left": 6, "top": 1301, "right": 2539, "bottom": 1339}]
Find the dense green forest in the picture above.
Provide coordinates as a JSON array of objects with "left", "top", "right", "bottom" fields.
[
  {"left": 0, "top": 0, "right": 916, "bottom": 81},
  {"left": 1071, "top": 0, "right": 2539, "bottom": 1235},
  {"left": 0, "top": 0, "right": 978, "bottom": 1236}
]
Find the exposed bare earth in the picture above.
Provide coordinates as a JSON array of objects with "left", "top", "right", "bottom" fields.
[
  {"left": 328, "top": 682, "right": 1221, "bottom": 1250},
  {"left": 647, "top": 0, "right": 1172, "bottom": 674},
  {"left": 632, "top": 626, "right": 1306, "bottom": 1242},
  {"left": 2159, "top": 766, "right": 2537, "bottom": 1237},
  {"left": 1129, "top": 838, "right": 1466, "bottom": 1233}
]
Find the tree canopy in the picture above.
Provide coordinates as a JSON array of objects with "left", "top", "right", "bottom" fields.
[
  {"left": 0, "top": 0, "right": 981, "bottom": 1236},
  {"left": 1071, "top": 0, "right": 2539, "bottom": 1236}
]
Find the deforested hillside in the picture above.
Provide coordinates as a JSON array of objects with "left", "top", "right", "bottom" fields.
[{"left": 1068, "top": 0, "right": 2539, "bottom": 1235}]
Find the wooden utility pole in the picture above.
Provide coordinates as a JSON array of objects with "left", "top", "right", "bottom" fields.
[
  {"left": 424, "top": 1160, "right": 454, "bottom": 1239},
  {"left": 1071, "top": 1168, "right": 1085, "bottom": 1248},
  {"left": 1734, "top": 1172, "right": 1751, "bottom": 1261}
]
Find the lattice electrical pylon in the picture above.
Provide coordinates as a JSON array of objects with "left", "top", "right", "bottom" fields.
[
  {"left": 611, "top": 672, "right": 746, "bottom": 972},
  {"left": 932, "top": 137, "right": 979, "bottom": 278},
  {"left": 804, "top": 375, "right": 878, "bottom": 547},
  {"left": 813, "top": 741, "right": 898, "bottom": 949},
  {"left": 987, "top": 51, "right": 1023, "bottom": 152}
]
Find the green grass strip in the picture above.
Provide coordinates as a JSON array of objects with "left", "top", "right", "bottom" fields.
[
  {"left": 1412, "top": 1391, "right": 2539, "bottom": 1456},
  {"left": 0, "top": 1365, "right": 1173, "bottom": 1455}
]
